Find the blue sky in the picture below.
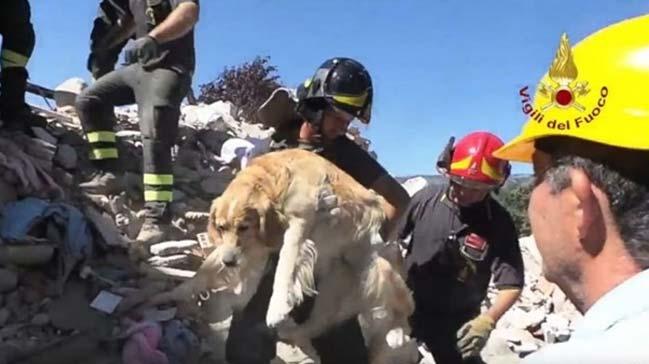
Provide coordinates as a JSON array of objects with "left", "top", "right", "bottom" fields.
[{"left": 26, "top": 1, "right": 649, "bottom": 176}]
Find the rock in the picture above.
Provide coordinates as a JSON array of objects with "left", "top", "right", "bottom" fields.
[
  {"left": 0, "top": 308, "right": 11, "bottom": 326},
  {"left": 0, "top": 268, "right": 18, "bottom": 293},
  {"left": 150, "top": 240, "right": 199, "bottom": 256},
  {"left": 200, "top": 169, "right": 234, "bottom": 195},
  {"left": 31, "top": 313, "right": 50, "bottom": 326},
  {"left": 5, "top": 290, "right": 21, "bottom": 312},
  {"left": 85, "top": 207, "right": 126, "bottom": 248},
  {"left": 54, "top": 144, "right": 77, "bottom": 169},
  {"left": 0, "top": 178, "right": 18, "bottom": 205},
  {"left": 31, "top": 127, "right": 58, "bottom": 145},
  {"left": 54, "top": 77, "right": 88, "bottom": 108},
  {"left": 0, "top": 244, "right": 56, "bottom": 266},
  {"left": 173, "top": 189, "right": 187, "bottom": 201},
  {"left": 49, "top": 281, "right": 114, "bottom": 336},
  {"left": 402, "top": 177, "right": 428, "bottom": 196}
]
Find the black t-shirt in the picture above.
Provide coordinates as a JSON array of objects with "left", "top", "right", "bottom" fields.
[
  {"left": 397, "top": 183, "right": 524, "bottom": 317},
  {"left": 271, "top": 133, "right": 387, "bottom": 189},
  {"left": 319, "top": 136, "right": 386, "bottom": 189},
  {"left": 128, "top": 0, "right": 197, "bottom": 73}
]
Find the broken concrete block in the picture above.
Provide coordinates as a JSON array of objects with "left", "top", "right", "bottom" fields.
[
  {"left": 0, "top": 308, "right": 10, "bottom": 326},
  {"left": 0, "top": 178, "right": 18, "bottom": 205},
  {"left": 150, "top": 239, "right": 199, "bottom": 256},
  {"left": 31, "top": 127, "right": 58, "bottom": 145},
  {"left": 0, "top": 268, "right": 18, "bottom": 293},
  {"left": 54, "top": 77, "right": 88, "bottom": 108},
  {"left": 85, "top": 207, "right": 126, "bottom": 248},
  {"left": 54, "top": 144, "right": 77, "bottom": 170},
  {"left": 31, "top": 313, "right": 50, "bottom": 326},
  {"left": 0, "top": 244, "right": 56, "bottom": 266},
  {"left": 200, "top": 170, "right": 234, "bottom": 195},
  {"left": 49, "top": 282, "right": 114, "bottom": 336},
  {"left": 142, "top": 307, "right": 177, "bottom": 322}
]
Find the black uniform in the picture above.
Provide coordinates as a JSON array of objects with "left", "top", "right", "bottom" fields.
[
  {"left": 225, "top": 136, "right": 388, "bottom": 364},
  {"left": 398, "top": 183, "right": 524, "bottom": 364},
  {"left": 0, "top": 0, "right": 36, "bottom": 125},
  {"left": 76, "top": 0, "right": 197, "bottom": 223}
]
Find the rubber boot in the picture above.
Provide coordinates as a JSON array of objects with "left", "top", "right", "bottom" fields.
[{"left": 0, "top": 68, "right": 46, "bottom": 132}]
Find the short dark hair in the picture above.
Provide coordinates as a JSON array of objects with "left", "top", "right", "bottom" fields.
[{"left": 536, "top": 137, "right": 649, "bottom": 269}]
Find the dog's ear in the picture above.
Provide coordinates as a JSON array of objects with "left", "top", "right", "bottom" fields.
[
  {"left": 257, "top": 198, "right": 285, "bottom": 248},
  {"left": 207, "top": 197, "right": 221, "bottom": 245}
]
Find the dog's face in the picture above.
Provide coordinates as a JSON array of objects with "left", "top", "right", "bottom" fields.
[{"left": 207, "top": 193, "right": 284, "bottom": 269}]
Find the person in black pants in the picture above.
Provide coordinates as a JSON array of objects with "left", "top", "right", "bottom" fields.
[
  {"left": 75, "top": 0, "right": 199, "bottom": 255},
  {"left": 0, "top": 0, "right": 45, "bottom": 132}
]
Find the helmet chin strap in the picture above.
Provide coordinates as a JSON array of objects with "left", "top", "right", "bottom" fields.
[{"left": 445, "top": 180, "right": 492, "bottom": 209}]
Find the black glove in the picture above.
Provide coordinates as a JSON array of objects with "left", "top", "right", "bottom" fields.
[{"left": 124, "top": 36, "right": 159, "bottom": 65}]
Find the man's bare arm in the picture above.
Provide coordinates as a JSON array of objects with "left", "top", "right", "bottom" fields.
[
  {"left": 485, "top": 288, "right": 521, "bottom": 322},
  {"left": 149, "top": 2, "right": 199, "bottom": 44}
]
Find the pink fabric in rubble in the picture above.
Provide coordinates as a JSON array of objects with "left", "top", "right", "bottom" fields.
[{"left": 122, "top": 321, "right": 169, "bottom": 364}]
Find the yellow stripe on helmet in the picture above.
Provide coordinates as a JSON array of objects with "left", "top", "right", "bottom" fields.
[
  {"left": 450, "top": 155, "right": 473, "bottom": 171},
  {"left": 481, "top": 159, "right": 503, "bottom": 181},
  {"left": 332, "top": 92, "right": 368, "bottom": 108}
]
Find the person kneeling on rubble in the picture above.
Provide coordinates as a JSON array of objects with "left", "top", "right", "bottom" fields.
[
  {"left": 75, "top": 0, "right": 199, "bottom": 254},
  {"left": 220, "top": 57, "right": 410, "bottom": 364},
  {"left": 397, "top": 132, "right": 524, "bottom": 364}
]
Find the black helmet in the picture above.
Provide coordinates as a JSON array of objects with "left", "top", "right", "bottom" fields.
[{"left": 296, "top": 57, "right": 373, "bottom": 124}]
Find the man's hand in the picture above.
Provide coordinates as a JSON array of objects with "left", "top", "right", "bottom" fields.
[
  {"left": 316, "top": 186, "right": 341, "bottom": 218},
  {"left": 124, "top": 36, "right": 159, "bottom": 65},
  {"left": 456, "top": 314, "right": 495, "bottom": 359}
]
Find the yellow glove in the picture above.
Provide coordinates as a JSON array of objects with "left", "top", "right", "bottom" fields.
[{"left": 456, "top": 314, "right": 495, "bottom": 359}]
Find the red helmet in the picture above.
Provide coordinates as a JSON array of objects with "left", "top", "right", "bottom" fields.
[{"left": 447, "top": 132, "right": 511, "bottom": 187}]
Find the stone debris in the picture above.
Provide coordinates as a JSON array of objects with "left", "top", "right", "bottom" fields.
[
  {"left": 478, "top": 235, "right": 582, "bottom": 362},
  {"left": 0, "top": 79, "right": 574, "bottom": 364}
]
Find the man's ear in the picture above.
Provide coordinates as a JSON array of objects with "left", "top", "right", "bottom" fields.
[{"left": 570, "top": 168, "right": 605, "bottom": 254}]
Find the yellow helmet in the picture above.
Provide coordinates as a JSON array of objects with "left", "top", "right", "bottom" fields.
[{"left": 494, "top": 14, "right": 649, "bottom": 162}]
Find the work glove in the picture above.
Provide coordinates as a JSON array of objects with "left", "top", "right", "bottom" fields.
[
  {"left": 456, "top": 314, "right": 495, "bottom": 359},
  {"left": 124, "top": 35, "right": 159, "bottom": 65}
]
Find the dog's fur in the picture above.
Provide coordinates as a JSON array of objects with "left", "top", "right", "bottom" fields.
[{"left": 148, "top": 149, "right": 416, "bottom": 363}]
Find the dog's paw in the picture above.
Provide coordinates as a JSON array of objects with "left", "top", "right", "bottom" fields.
[
  {"left": 266, "top": 293, "right": 293, "bottom": 328},
  {"left": 386, "top": 327, "right": 407, "bottom": 348}
]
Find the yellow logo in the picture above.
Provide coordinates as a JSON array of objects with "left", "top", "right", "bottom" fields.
[{"left": 538, "top": 33, "right": 590, "bottom": 112}]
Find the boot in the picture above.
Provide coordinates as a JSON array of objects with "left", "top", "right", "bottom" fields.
[
  {"left": 79, "top": 170, "right": 125, "bottom": 195},
  {"left": 0, "top": 68, "right": 46, "bottom": 133},
  {"left": 79, "top": 158, "right": 125, "bottom": 195},
  {"left": 131, "top": 201, "right": 173, "bottom": 260}
]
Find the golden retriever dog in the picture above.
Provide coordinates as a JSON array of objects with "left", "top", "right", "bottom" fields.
[{"left": 147, "top": 148, "right": 417, "bottom": 363}]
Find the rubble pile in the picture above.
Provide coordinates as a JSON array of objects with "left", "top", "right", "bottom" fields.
[
  {"left": 0, "top": 79, "right": 288, "bottom": 364},
  {"left": 0, "top": 77, "right": 381, "bottom": 364},
  {"left": 0, "top": 85, "right": 580, "bottom": 363},
  {"left": 481, "top": 236, "right": 582, "bottom": 363}
]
